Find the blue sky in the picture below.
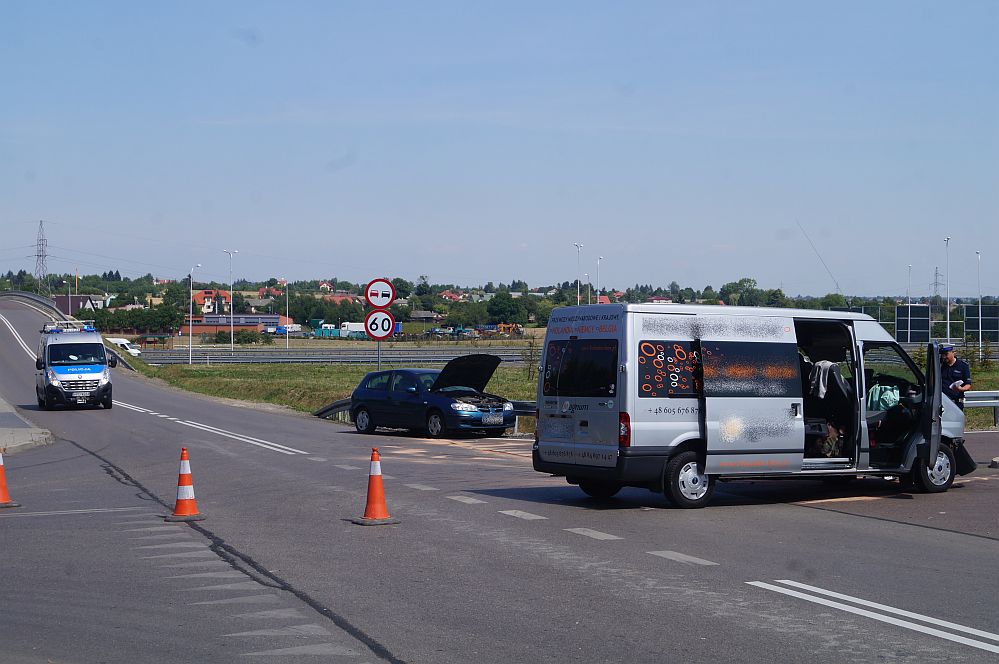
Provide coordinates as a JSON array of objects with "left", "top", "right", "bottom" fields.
[{"left": 2, "top": 1, "right": 996, "bottom": 297}]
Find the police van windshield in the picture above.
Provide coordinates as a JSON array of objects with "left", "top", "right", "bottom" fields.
[
  {"left": 542, "top": 339, "right": 618, "bottom": 397},
  {"left": 48, "top": 343, "right": 106, "bottom": 366}
]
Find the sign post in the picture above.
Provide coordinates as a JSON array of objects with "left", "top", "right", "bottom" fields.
[{"left": 365, "top": 278, "right": 396, "bottom": 370}]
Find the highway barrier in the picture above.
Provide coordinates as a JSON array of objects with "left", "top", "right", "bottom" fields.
[{"left": 965, "top": 390, "right": 999, "bottom": 427}]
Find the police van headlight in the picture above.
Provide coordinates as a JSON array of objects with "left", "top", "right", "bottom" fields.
[
  {"left": 46, "top": 369, "right": 61, "bottom": 387},
  {"left": 451, "top": 402, "right": 478, "bottom": 412},
  {"left": 503, "top": 402, "right": 514, "bottom": 411},
  {"left": 99, "top": 368, "right": 111, "bottom": 385}
]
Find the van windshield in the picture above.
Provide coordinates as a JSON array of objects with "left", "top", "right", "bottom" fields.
[
  {"left": 48, "top": 343, "right": 106, "bottom": 366},
  {"left": 543, "top": 339, "right": 618, "bottom": 398}
]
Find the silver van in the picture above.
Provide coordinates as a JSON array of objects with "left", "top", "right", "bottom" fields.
[
  {"left": 533, "top": 304, "right": 973, "bottom": 508},
  {"left": 35, "top": 321, "right": 117, "bottom": 409}
]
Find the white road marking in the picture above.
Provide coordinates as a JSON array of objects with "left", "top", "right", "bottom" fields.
[
  {"left": 134, "top": 542, "right": 208, "bottom": 550},
  {"left": 232, "top": 608, "right": 306, "bottom": 620},
  {"left": 404, "top": 483, "right": 439, "bottom": 491},
  {"left": 141, "top": 550, "right": 217, "bottom": 560},
  {"left": 0, "top": 313, "right": 37, "bottom": 360},
  {"left": 146, "top": 412, "right": 160, "bottom": 416},
  {"left": 157, "top": 414, "right": 170, "bottom": 418},
  {"left": 381, "top": 474, "right": 396, "bottom": 479},
  {"left": 181, "top": 581, "right": 263, "bottom": 592},
  {"left": 122, "top": 525, "right": 187, "bottom": 532},
  {"left": 241, "top": 644, "right": 358, "bottom": 657},
  {"left": 165, "top": 570, "right": 245, "bottom": 580},
  {"left": 499, "top": 510, "right": 547, "bottom": 521},
  {"left": 179, "top": 420, "right": 307, "bottom": 455},
  {"left": 774, "top": 580, "right": 999, "bottom": 643},
  {"left": 565, "top": 528, "right": 622, "bottom": 541},
  {"left": 648, "top": 551, "right": 719, "bottom": 566},
  {"left": 748, "top": 581, "right": 999, "bottom": 654},
  {"left": 0, "top": 507, "right": 149, "bottom": 519},
  {"left": 334, "top": 464, "right": 362, "bottom": 470},
  {"left": 190, "top": 594, "right": 280, "bottom": 606},
  {"left": 306, "top": 457, "right": 327, "bottom": 462},
  {"left": 129, "top": 533, "right": 193, "bottom": 541},
  {"left": 225, "top": 623, "right": 330, "bottom": 637},
  {"left": 447, "top": 495, "right": 487, "bottom": 504}
]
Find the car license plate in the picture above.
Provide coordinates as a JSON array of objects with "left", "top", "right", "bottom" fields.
[
  {"left": 482, "top": 413, "right": 503, "bottom": 425},
  {"left": 72, "top": 392, "right": 90, "bottom": 397}
]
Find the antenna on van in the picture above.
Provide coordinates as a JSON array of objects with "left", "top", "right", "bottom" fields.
[{"left": 796, "top": 221, "right": 842, "bottom": 296}]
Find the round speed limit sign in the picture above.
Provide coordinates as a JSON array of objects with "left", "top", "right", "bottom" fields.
[{"left": 364, "top": 309, "right": 396, "bottom": 341}]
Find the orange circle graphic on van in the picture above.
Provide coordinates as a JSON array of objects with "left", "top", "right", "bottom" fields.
[
  {"left": 653, "top": 359, "right": 664, "bottom": 369},
  {"left": 673, "top": 345, "right": 687, "bottom": 360},
  {"left": 640, "top": 342, "right": 656, "bottom": 357}
]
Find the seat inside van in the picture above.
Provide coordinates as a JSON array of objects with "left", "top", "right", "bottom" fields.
[{"left": 794, "top": 320, "right": 857, "bottom": 460}]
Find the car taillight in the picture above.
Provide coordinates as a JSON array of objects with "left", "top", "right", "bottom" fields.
[
  {"left": 618, "top": 412, "right": 631, "bottom": 447},
  {"left": 534, "top": 409, "right": 539, "bottom": 444}
]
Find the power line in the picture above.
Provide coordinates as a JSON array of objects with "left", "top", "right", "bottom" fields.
[{"left": 34, "top": 220, "right": 48, "bottom": 296}]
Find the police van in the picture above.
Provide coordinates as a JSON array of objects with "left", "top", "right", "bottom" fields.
[
  {"left": 35, "top": 321, "right": 117, "bottom": 410},
  {"left": 533, "top": 304, "right": 973, "bottom": 508}
]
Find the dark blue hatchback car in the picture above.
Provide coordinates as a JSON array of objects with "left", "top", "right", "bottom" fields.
[{"left": 350, "top": 354, "right": 515, "bottom": 438}]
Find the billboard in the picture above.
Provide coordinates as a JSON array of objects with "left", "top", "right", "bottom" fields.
[
  {"left": 963, "top": 304, "right": 999, "bottom": 343},
  {"left": 895, "top": 305, "right": 930, "bottom": 343}
]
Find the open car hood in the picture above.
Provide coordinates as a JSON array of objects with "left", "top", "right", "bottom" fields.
[{"left": 430, "top": 354, "right": 502, "bottom": 393}]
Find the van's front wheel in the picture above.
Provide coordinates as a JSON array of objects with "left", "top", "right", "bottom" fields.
[
  {"left": 913, "top": 445, "right": 956, "bottom": 493},
  {"left": 664, "top": 451, "right": 715, "bottom": 508}
]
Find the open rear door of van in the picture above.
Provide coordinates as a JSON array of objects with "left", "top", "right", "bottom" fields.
[
  {"left": 700, "top": 315, "right": 805, "bottom": 475},
  {"left": 921, "top": 342, "right": 942, "bottom": 463}
]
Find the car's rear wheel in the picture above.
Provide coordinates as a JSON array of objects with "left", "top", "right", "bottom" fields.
[
  {"left": 354, "top": 408, "right": 375, "bottom": 434},
  {"left": 426, "top": 410, "right": 446, "bottom": 439}
]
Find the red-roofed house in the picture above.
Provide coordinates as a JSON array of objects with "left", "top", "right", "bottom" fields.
[
  {"left": 647, "top": 295, "right": 672, "bottom": 304},
  {"left": 596, "top": 295, "right": 611, "bottom": 305},
  {"left": 318, "top": 281, "right": 333, "bottom": 292},
  {"left": 258, "top": 286, "right": 283, "bottom": 298},
  {"left": 192, "top": 289, "right": 231, "bottom": 314},
  {"left": 323, "top": 294, "right": 362, "bottom": 306},
  {"left": 440, "top": 289, "right": 463, "bottom": 302}
]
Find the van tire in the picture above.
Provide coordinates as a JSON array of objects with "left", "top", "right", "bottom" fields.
[
  {"left": 354, "top": 408, "right": 376, "bottom": 434},
  {"left": 103, "top": 396, "right": 113, "bottom": 409},
  {"left": 663, "top": 451, "right": 715, "bottom": 509},
  {"left": 579, "top": 481, "right": 622, "bottom": 499},
  {"left": 37, "top": 393, "right": 45, "bottom": 409},
  {"left": 913, "top": 444, "right": 955, "bottom": 493}
]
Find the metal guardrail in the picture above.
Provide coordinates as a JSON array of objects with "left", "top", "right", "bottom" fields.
[
  {"left": 965, "top": 390, "right": 999, "bottom": 427},
  {"left": 143, "top": 346, "right": 536, "bottom": 365}
]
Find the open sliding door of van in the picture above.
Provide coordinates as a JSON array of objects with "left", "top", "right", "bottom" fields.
[{"left": 699, "top": 315, "right": 805, "bottom": 475}]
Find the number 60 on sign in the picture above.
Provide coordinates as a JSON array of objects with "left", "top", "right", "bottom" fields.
[{"left": 365, "top": 310, "right": 395, "bottom": 341}]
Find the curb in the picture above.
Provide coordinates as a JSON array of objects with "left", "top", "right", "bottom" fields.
[{"left": 0, "top": 428, "right": 54, "bottom": 455}]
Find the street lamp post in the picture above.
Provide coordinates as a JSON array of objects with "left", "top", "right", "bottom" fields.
[
  {"left": 223, "top": 249, "right": 238, "bottom": 352},
  {"left": 977, "top": 251, "right": 982, "bottom": 363},
  {"left": 585, "top": 273, "right": 590, "bottom": 305},
  {"left": 907, "top": 264, "right": 912, "bottom": 307},
  {"left": 573, "top": 243, "right": 583, "bottom": 305},
  {"left": 597, "top": 256, "right": 603, "bottom": 303},
  {"left": 284, "top": 280, "right": 290, "bottom": 350},
  {"left": 944, "top": 236, "right": 951, "bottom": 343},
  {"left": 188, "top": 264, "right": 201, "bottom": 365}
]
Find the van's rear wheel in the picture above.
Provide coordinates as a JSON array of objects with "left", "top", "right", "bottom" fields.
[
  {"left": 578, "top": 481, "right": 622, "bottom": 499},
  {"left": 664, "top": 451, "right": 715, "bottom": 509},
  {"left": 913, "top": 445, "right": 955, "bottom": 493}
]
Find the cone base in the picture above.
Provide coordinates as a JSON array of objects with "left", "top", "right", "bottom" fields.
[
  {"left": 0, "top": 500, "right": 20, "bottom": 508},
  {"left": 350, "top": 516, "right": 400, "bottom": 526},
  {"left": 164, "top": 513, "right": 205, "bottom": 522}
]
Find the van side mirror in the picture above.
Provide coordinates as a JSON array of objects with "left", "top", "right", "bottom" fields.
[
  {"left": 35, "top": 357, "right": 44, "bottom": 370},
  {"left": 108, "top": 354, "right": 118, "bottom": 368},
  {"left": 406, "top": 386, "right": 418, "bottom": 394}
]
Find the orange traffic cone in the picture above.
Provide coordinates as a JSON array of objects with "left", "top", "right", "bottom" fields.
[
  {"left": 165, "top": 447, "right": 205, "bottom": 522},
  {"left": 0, "top": 450, "right": 20, "bottom": 509},
  {"left": 351, "top": 448, "right": 399, "bottom": 526}
]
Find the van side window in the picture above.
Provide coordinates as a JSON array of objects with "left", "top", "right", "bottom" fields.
[
  {"left": 542, "top": 339, "right": 618, "bottom": 398},
  {"left": 701, "top": 342, "right": 801, "bottom": 398},
  {"left": 638, "top": 340, "right": 700, "bottom": 398}
]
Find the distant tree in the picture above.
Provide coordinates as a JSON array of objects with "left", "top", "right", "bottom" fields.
[
  {"left": 415, "top": 275, "right": 431, "bottom": 297},
  {"left": 486, "top": 292, "right": 528, "bottom": 324},
  {"left": 535, "top": 301, "right": 556, "bottom": 326},
  {"left": 161, "top": 282, "right": 189, "bottom": 312},
  {"left": 391, "top": 277, "right": 414, "bottom": 299}
]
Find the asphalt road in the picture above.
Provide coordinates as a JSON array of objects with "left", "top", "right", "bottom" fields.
[{"left": 1, "top": 299, "right": 998, "bottom": 663}]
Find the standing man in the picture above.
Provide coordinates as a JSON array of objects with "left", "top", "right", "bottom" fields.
[{"left": 940, "top": 344, "right": 972, "bottom": 409}]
